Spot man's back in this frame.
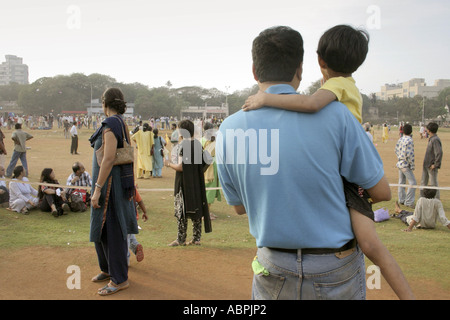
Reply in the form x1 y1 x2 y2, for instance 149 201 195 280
12 129 32 152
217 84 384 249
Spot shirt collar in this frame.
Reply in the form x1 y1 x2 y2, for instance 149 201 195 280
265 84 298 95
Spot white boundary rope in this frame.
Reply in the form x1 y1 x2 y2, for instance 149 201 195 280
0 177 448 193
389 184 450 191
0 178 90 190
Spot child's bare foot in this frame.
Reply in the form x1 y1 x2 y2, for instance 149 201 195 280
394 201 402 214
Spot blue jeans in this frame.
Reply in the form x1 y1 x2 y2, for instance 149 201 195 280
420 167 440 199
252 246 366 300
398 168 416 206
6 151 28 177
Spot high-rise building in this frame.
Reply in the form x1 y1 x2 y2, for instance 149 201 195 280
0 55 29 85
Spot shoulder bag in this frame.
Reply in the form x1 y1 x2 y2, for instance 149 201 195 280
96 116 134 167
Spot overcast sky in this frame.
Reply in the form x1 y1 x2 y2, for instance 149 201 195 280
1 0 449 96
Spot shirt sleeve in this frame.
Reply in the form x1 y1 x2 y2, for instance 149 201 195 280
433 139 443 168
9 183 29 203
340 112 385 189
320 78 343 101
215 131 243 206
437 201 450 226
66 174 74 186
85 172 92 187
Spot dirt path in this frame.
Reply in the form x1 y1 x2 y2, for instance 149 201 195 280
0 246 448 300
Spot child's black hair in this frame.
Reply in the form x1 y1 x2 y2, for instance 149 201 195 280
317 25 369 74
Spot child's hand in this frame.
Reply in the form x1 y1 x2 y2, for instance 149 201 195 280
242 91 266 111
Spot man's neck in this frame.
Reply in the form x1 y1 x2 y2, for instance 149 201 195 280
258 81 296 92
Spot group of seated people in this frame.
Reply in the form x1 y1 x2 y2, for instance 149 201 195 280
0 162 91 217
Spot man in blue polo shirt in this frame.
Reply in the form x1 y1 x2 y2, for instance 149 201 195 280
216 26 391 300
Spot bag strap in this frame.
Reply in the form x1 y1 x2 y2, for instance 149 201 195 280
99 115 131 148
113 115 131 146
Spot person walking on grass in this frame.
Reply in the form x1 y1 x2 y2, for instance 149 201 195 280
131 123 153 179
5 123 33 178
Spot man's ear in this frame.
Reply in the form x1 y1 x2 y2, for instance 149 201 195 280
252 64 259 81
295 62 303 82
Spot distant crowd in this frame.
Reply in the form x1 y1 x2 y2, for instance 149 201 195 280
0 112 224 133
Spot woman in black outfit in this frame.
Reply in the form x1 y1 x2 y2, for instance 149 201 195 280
38 168 68 217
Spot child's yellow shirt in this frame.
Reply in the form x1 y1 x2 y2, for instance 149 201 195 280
319 76 362 123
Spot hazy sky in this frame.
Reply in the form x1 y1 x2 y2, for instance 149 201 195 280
1 0 449 95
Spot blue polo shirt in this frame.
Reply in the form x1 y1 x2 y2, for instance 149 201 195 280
216 84 384 249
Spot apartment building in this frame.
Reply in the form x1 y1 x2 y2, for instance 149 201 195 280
0 55 29 85
376 78 450 101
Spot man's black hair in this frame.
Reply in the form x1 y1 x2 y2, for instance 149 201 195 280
423 188 437 199
427 122 439 134
252 26 304 83
403 124 412 135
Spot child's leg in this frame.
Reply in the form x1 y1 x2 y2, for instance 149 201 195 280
128 234 139 254
344 178 415 299
350 209 415 300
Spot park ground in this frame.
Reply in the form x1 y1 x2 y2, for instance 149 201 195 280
0 124 449 300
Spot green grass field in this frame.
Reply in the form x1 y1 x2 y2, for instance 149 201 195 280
0 124 449 294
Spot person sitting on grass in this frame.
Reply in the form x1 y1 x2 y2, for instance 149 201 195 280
0 165 10 207
38 168 69 217
8 165 38 215
393 188 450 232
65 161 92 210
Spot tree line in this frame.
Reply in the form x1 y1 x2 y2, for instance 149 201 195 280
0 73 448 123
0 73 258 118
